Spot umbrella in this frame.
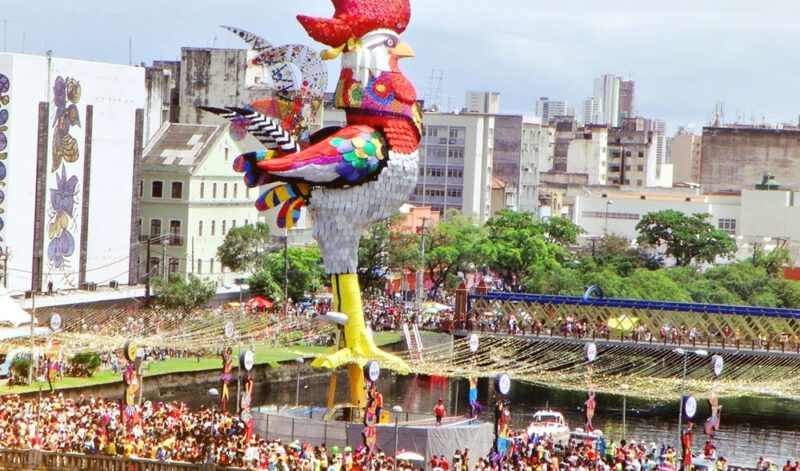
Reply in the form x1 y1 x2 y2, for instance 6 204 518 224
246 296 274 309
422 302 451 312
396 451 425 461
608 315 638 332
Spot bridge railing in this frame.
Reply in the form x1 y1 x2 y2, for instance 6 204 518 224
467 292 800 353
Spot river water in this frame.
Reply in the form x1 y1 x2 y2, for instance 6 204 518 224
166 368 800 467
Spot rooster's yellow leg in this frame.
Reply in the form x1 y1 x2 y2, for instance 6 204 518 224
312 273 409 407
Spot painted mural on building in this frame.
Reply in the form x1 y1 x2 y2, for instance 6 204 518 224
47 75 82 287
0 73 8 250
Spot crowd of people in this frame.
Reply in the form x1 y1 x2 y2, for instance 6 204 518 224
0 393 424 470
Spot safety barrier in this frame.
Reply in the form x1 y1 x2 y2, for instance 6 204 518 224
0 449 245 471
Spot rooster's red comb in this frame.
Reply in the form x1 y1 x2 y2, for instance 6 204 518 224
297 0 411 48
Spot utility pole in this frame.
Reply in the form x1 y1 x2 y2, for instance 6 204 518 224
415 217 428 312
162 239 168 282
283 230 289 317
145 238 151 306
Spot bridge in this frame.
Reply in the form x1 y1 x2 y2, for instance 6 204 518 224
403 291 800 402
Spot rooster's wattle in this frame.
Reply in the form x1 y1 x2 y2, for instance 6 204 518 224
203 0 421 405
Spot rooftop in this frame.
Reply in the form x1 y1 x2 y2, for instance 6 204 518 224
142 123 224 170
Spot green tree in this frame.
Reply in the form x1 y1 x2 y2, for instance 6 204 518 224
635 210 736 266
424 211 490 294
357 214 418 294
484 211 574 291
618 269 693 302
523 264 584 295
152 274 216 311
268 246 326 301
754 246 793 278
216 222 272 273
246 269 282 300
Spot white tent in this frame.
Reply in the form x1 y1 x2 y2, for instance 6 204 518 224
0 289 32 327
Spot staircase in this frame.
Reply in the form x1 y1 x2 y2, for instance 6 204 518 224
403 323 424 360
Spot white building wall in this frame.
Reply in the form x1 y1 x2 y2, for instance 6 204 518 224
0 53 144 293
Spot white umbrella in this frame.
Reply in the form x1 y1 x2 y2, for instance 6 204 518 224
396 451 425 462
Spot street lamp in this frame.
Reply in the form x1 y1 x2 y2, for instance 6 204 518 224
208 388 220 437
295 357 304 407
392 405 404 460
620 383 629 440
675 348 707 467
604 201 613 235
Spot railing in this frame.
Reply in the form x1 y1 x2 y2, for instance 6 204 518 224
468 292 800 354
0 449 245 471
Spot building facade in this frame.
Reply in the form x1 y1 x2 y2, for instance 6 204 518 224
0 52 145 294
618 79 635 121
464 91 500 114
535 97 571 124
138 123 263 286
700 126 800 194
669 132 702 184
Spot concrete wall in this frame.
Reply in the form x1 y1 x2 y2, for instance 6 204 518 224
701 127 800 194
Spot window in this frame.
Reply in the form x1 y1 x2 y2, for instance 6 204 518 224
582 211 640 220
449 128 458 139
233 184 238 199
426 167 444 177
171 182 183 199
718 218 736 235
447 188 462 198
244 219 249 226
222 220 227 235
419 167 425 176
224 146 229 161
197 259 202 274
210 259 215 273
211 221 216 236
638 151 645 158
168 257 180 276
169 220 181 244
223 183 228 199
625 151 632 157
151 181 163 198
447 169 464 178
213 183 217 198
200 182 205 198
198 221 203 237
448 148 464 159
232 220 237 228
624 165 631 171
429 127 439 137
246 188 250 199
138 181 143 197
637 164 644 172
636 179 643 186
149 257 160 276
149 219 161 238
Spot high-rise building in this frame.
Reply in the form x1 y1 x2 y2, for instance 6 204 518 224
535 97 571 124
582 97 602 125
619 80 635 121
669 132 702 184
593 74 620 127
464 91 500 114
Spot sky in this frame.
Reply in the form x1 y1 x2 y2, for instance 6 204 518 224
2 0 799 133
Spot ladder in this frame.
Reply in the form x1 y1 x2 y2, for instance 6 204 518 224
403 323 424 360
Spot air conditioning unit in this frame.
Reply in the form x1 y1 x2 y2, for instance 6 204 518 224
109 281 119 289
88 283 97 292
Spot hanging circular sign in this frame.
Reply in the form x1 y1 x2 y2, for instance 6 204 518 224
124 340 138 362
585 342 597 363
240 350 255 371
684 395 697 419
49 313 62 332
468 334 479 353
495 373 511 396
364 360 381 383
711 355 724 377
224 321 235 339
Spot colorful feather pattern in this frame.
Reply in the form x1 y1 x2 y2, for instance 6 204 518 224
255 125 387 185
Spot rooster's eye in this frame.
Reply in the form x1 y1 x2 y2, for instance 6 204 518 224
384 38 396 48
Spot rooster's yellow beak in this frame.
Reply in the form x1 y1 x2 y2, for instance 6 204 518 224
390 41 415 58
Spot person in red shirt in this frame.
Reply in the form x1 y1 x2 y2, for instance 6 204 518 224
434 399 446 426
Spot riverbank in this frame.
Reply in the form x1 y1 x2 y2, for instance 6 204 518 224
0 331 417 397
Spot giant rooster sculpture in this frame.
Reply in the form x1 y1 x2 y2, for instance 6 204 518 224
202 0 421 406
